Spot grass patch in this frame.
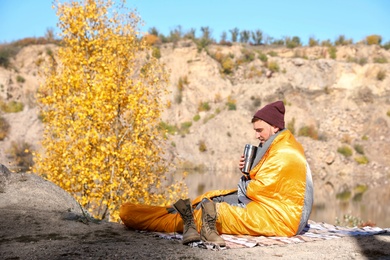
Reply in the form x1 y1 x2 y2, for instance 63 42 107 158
354 155 369 165
337 145 353 157
159 121 178 135
193 114 200 122
226 96 236 111
336 190 351 201
16 75 26 83
266 60 280 72
298 125 318 139
353 144 364 154
198 140 207 152
198 101 211 112
0 99 24 113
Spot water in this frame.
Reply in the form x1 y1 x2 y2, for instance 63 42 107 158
181 170 390 228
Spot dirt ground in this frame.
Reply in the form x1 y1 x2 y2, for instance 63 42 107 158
1 168 390 260
1 208 390 260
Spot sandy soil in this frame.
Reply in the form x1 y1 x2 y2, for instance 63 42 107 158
1 168 390 260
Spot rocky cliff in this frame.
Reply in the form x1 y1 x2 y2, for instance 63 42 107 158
1 41 389 205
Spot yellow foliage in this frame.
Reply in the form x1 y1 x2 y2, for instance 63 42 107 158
143 34 160 46
33 0 187 222
365 34 382 45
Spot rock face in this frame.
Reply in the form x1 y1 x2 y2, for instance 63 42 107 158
0 164 81 214
0 41 389 200
0 164 12 193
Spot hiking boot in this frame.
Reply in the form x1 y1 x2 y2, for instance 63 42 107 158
200 199 226 247
173 198 201 245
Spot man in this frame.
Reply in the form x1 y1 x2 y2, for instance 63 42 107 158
120 100 314 247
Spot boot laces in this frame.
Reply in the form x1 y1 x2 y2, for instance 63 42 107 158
204 213 217 232
183 207 196 229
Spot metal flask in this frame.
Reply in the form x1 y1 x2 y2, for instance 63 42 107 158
242 144 257 174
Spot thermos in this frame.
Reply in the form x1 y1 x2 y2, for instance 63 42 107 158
242 144 257 174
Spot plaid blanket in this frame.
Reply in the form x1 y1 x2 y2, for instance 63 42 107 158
147 220 389 250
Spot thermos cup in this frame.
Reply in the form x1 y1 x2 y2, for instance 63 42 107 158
242 144 257 174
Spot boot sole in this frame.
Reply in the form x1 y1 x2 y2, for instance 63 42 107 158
201 235 226 247
182 236 202 245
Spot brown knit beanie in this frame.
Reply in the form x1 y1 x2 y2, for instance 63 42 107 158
253 101 285 129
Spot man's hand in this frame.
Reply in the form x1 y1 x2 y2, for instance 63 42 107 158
239 154 250 180
238 154 245 172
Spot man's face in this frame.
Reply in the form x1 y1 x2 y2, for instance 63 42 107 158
253 120 279 144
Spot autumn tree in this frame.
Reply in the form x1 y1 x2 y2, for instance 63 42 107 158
33 0 187 221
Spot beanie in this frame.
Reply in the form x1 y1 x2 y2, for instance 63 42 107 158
253 101 285 129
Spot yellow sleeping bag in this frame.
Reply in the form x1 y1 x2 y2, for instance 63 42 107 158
120 130 312 237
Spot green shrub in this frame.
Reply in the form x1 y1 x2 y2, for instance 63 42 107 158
267 51 277 57
0 44 21 68
348 57 368 66
151 47 161 59
199 140 207 152
196 38 211 52
337 145 353 157
308 37 319 47
383 41 390 50
365 34 382 45
6 141 34 171
328 46 337 59
257 51 268 62
354 155 369 165
193 114 200 122
377 70 386 81
285 36 301 48
373 57 388 64
387 110 390 117
298 125 318 139
16 75 25 83
179 121 192 135
336 189 351 201
159 121 178 135
358 57 368 66
227 102 236 111
174 92 182 104
221 57 234 74
267 61 280 72
0 100 24 113
0 116 10 141
159 120 194 136
198 101 211 112
334 35 352 46
250 96 261 109
354 184 368 193
177 75 189 91
238 48 255 63
321 39 332 47
226 96 236 111
353 144 364 154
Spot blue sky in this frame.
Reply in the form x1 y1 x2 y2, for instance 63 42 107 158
1 0 389 45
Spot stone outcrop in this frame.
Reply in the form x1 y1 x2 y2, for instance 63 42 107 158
0 41 389 200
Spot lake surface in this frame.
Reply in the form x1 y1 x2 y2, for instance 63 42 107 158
181 170 390 228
